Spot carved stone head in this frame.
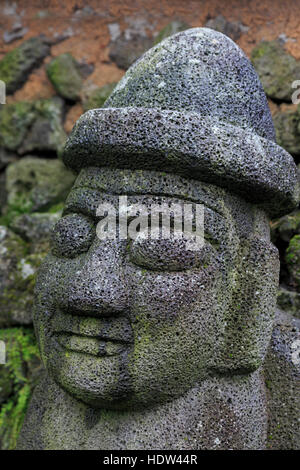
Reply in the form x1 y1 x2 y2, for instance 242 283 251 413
33 28 299 410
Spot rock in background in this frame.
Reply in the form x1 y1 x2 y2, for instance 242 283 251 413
0 0 300 449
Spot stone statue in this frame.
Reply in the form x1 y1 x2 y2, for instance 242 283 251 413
18 28 300 450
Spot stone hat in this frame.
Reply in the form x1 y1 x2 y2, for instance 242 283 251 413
62 28 299 217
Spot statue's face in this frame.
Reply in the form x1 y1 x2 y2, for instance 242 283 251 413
34 168 278 409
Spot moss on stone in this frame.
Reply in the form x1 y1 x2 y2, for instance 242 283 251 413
46 53 82 101
251 40 300 101
0 226 48 327
0 47 23 88
0 97 67 155
0 37 49 94
286 234 300 263
0 101 35 151
5 156 76 215
19 97 67 155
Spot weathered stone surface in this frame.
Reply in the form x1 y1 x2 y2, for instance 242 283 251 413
46 53 83 101
18 28 300 450
251 40 300 102
82 83 117 111
0 36 50 94
20 167 281 449
64 29 298 218
63 108 298 218
0 98 67 155
5 157 76 214
105 29 275 141
264 309 300 449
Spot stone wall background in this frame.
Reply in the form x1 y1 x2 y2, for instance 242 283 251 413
1 0 300 449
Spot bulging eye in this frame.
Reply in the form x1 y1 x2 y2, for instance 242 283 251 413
128 236 211 271
51 213 95 258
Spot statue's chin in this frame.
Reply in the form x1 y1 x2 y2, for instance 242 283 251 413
45 355 198 411
44 349 136 410
50 371 191 411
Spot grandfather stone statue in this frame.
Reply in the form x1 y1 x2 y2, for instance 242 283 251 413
18 28 300 450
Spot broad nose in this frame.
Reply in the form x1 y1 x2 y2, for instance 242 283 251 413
59 238 129 317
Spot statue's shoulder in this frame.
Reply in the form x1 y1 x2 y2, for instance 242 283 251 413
264 308 300 449
17 372 92 450
17 373 75 450
17 371 49 450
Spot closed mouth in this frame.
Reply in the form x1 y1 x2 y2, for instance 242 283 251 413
51 310 133 357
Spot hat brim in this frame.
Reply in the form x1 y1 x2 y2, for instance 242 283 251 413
62 107 299 218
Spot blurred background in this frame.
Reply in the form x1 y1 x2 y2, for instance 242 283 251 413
1 0 300 450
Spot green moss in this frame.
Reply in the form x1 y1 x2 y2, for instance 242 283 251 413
46 202 64 214
0 328 40 450
0 37 49 94
286 234 300 264
0 47 23 86
46 53 82 101
285 235 300 289
5 156 75 215
251 41 272 61
0 96 66 155
0 101 35 151
251 40 300 101
0 232 46 327
0 196 34 228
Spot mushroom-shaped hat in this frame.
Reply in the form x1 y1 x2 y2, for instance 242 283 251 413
62 28 299 217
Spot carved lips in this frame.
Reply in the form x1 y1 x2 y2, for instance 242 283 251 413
51 310 133 357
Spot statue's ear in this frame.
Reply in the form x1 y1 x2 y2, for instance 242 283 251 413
212 236 279 375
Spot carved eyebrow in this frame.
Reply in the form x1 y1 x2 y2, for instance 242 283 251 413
63 188 103 218
64 186 226 218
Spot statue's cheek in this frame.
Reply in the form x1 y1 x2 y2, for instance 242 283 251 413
209 237 279 374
